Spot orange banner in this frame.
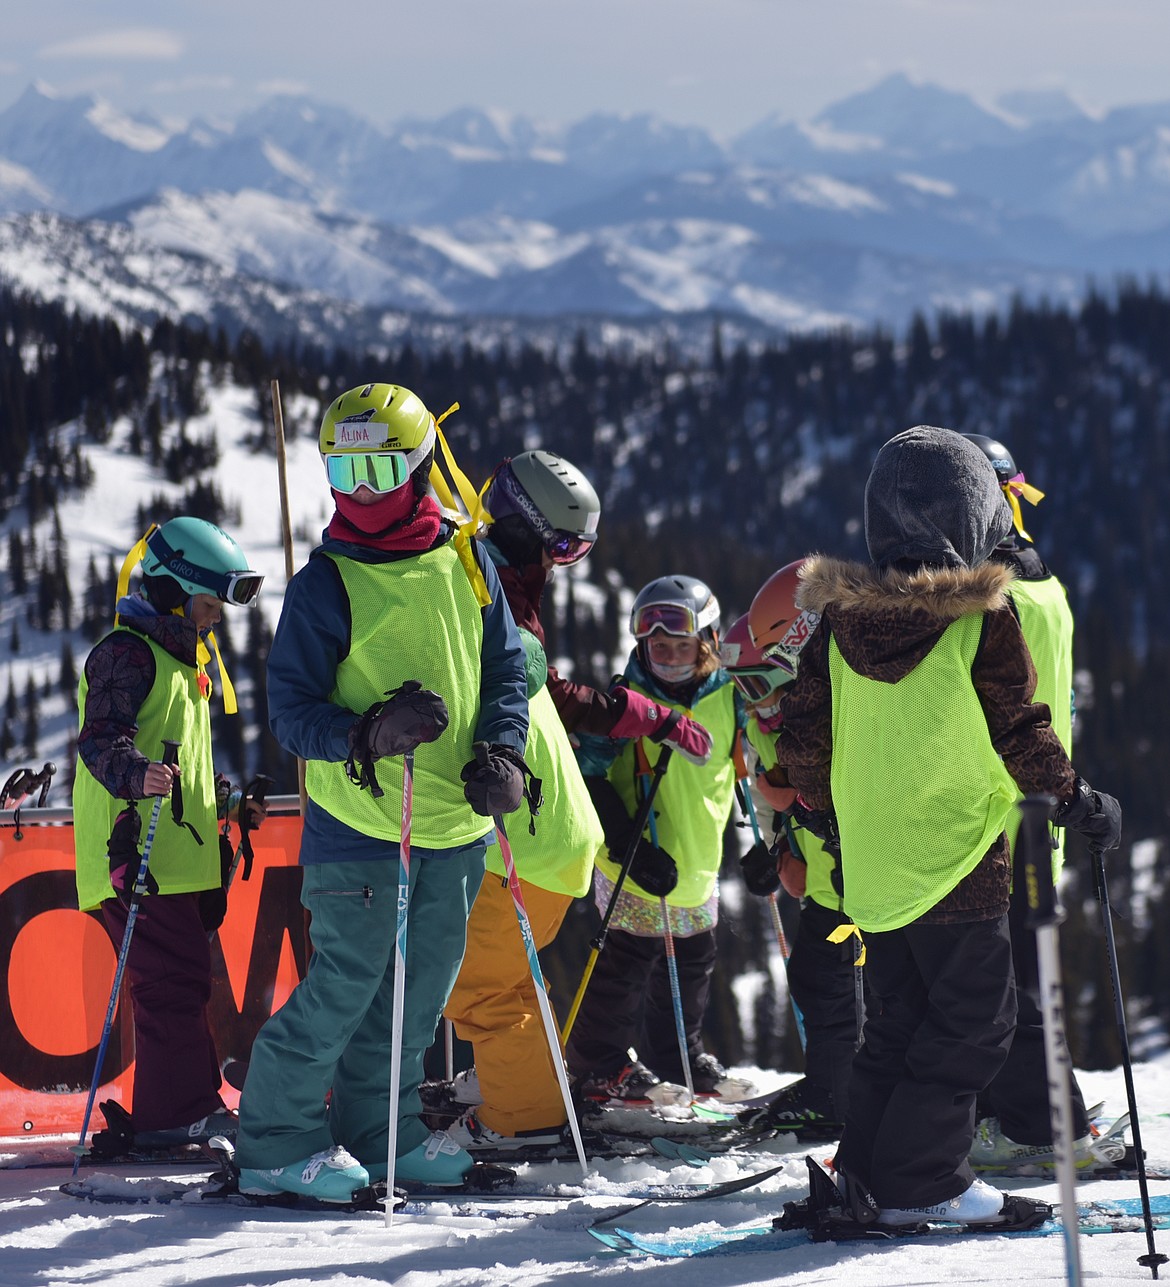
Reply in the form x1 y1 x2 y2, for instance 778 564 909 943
0 813 306 1136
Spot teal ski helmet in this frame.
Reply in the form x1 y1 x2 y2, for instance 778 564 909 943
140 517 263 607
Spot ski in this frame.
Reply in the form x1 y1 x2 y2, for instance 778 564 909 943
590 1191 1170 1258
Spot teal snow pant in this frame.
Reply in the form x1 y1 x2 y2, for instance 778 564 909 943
235 843 485 1171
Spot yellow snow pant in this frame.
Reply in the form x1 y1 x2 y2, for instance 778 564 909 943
444 874 571 1136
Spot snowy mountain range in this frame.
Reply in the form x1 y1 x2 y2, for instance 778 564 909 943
1 74 1169 339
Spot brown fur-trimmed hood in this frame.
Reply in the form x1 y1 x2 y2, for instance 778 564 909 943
795 555 1015 684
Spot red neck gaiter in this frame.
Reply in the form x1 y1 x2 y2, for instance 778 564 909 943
327 487 444 552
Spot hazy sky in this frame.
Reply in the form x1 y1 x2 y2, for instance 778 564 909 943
4 0 1169 134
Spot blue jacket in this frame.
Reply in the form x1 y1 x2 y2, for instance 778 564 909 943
268 523 528 863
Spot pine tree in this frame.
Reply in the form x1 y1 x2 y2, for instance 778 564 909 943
22 673 39 757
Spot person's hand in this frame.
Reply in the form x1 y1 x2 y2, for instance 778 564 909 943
240 796 268 828
1055 778 1123 851
107 806 158 907
628 839 679 897
740 839 781 897
609 688 713 765
352 686 449 760
777 843 807 898
142 761 178 797
461 745 525 816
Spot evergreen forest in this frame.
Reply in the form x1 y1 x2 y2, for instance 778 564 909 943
2 280 1169 1077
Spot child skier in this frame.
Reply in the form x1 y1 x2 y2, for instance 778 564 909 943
444 450 714 1152
722 570 866 1141
73 516 265 1150
234 382 529 1202
566 575 745 1102
961 433 1098 1170
775 426 1121 1227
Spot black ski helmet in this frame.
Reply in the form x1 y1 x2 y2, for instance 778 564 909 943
960 433 1017 486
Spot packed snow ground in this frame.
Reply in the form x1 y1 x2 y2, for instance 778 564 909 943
3 1059 1170 1287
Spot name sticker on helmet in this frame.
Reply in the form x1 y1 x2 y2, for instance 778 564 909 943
335 421 378 447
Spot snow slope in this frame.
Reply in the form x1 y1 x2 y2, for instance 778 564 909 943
2 1059 1169 1287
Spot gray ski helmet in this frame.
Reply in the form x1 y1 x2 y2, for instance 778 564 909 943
631 575 721 646
486 450 601 565
960 433 1017 486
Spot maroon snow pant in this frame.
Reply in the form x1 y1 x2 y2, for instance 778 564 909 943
834 914 1016 1209
101 892 224 1132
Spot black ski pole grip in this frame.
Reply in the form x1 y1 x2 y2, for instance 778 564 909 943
474 741 490 769
161 740 180 768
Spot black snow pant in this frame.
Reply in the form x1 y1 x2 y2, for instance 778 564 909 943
980 871 1091 1142
566 926 717 1082
834 914 1016 1209
786 897 869 1116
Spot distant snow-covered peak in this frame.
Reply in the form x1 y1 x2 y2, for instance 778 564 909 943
84 99 171 152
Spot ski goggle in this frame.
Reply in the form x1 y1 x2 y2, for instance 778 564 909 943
632 602 701 639
545 530 595 566
325 451 413 495
144 530 264 606
728 662 794 704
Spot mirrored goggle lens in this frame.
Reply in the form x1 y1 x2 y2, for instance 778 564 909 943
223 571 264 606
326 452 411 494
729 666 790 703
546 531 596 566
632 602 699 639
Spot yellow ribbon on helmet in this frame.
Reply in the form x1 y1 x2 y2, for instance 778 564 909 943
427 402 492 607
114 526 156 626
827 920 866 967
115 522 239 714
1003 473 1046 543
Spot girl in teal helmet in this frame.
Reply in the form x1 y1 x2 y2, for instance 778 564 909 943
73 515 264 1154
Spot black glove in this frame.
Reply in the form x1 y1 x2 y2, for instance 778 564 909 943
628 838 679 897
461 745 526 816
352 685 450 760
790 796 841 854
107 806 158 907
740 839 781 897
199 833 233 933
1054 777 1123 851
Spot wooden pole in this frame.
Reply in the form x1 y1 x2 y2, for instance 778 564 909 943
270 380 307 817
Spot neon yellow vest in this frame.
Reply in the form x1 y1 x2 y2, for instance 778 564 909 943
485 685 603 898
829 614 1017 932
306 544 488 849
746 717 840 911
1008 575 1074 867
597 679 737 908
74 631 218 911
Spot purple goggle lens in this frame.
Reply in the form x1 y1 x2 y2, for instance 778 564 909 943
546 530 596 566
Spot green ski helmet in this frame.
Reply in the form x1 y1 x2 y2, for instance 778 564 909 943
484 450 601 567
140 517 262 607
319 382 437 495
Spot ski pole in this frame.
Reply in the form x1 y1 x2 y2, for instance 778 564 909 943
384 746 414 1228
738 779 807 1049
1090 837 1167 1278
2 761 56 841
561 746 674 1043
73 739 180 1174
444 1018 455 1082
646 783 694 1100
476 743 589 1175
1019 794 1082 1287
224 775 273 891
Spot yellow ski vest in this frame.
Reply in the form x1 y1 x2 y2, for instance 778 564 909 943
306 544 489 849
829 613 1017 932
485 684 603 898
74 631 218 911
597 679 737 908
